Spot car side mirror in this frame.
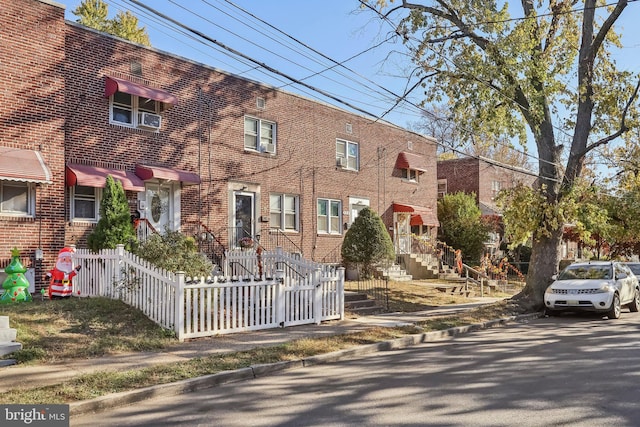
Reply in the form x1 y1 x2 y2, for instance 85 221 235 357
551 274 557 280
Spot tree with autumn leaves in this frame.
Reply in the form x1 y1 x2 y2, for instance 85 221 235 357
72 0 151 46
367 1 639 310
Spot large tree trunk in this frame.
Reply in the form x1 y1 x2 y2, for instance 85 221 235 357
514 227 563 310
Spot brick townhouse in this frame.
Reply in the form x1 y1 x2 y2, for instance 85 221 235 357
1 0 439 291
434 156 584 263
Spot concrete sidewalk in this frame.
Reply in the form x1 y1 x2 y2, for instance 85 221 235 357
1 297 539 416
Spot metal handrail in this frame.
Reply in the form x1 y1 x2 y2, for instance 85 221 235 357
275 260 307 280
228 261 254 277
258 227 304 256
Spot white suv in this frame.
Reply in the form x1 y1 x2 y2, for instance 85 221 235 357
544 261 640 319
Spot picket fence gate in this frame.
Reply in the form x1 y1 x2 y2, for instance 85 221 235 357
72 245 345 341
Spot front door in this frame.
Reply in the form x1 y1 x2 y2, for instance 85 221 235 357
394 212 411 255
233 191 255 247
146 183 172 233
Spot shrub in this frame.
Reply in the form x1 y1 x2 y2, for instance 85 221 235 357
341 207 395 277
136 229 213 278
87 175 137 252
437 192 490 264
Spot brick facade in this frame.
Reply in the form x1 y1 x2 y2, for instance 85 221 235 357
0 0 67 286
2 0 439 290
437 157 535 208
437 157 536 254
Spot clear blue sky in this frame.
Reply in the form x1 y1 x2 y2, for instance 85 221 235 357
55 0 640 156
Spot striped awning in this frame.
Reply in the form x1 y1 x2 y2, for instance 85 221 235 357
393 202 439 227
395 152 428 173
104 76 178 107
66 164 145 192
135 164 200 186
0 147 52 184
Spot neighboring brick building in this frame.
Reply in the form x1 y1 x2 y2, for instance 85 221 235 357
437 157 535 255
1 0 439 290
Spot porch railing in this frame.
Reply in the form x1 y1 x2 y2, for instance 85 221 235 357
258 228 303 257
134 218 158 243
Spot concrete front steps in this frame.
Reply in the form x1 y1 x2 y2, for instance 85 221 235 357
344 291 384 315
402 253 440 280
0 316 21 364
376 264 412 282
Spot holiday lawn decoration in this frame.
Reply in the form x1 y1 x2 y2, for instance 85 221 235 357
0 248 33 304
45 247 82 299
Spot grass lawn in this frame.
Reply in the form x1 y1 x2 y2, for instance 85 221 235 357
0 279 528 404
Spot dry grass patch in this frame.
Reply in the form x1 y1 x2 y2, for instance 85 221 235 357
2 297 174 364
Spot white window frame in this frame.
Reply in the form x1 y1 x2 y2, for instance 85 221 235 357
492 180 502 198
270 193 299 232
244 116 277 154
71 185 101 223
437 179 447 199
0 181 35 217
109 92 160 130
317 198 342 235
402 169 418 182
336 139 359 171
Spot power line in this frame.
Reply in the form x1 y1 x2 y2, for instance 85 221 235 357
119 0 569 182
126 0 384 119
357 0 634 172
201 0 551 177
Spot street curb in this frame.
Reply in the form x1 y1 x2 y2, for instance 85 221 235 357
70 312 541 416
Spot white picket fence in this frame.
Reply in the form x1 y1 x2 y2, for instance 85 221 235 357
72 245 344 341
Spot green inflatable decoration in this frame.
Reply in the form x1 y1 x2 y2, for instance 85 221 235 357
1 248 33 304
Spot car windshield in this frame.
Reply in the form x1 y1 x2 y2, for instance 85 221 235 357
558 265 612 280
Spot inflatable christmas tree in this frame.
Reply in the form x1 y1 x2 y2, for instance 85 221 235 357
0 248 32 304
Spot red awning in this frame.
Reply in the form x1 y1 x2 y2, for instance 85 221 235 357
66 164 145 192
104 76 178 106
393 202 439 227
0 147 52 184
395 152 428 173
135 164 200 186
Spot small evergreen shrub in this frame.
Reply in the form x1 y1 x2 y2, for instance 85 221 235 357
87 175 137 252
341 207 395 278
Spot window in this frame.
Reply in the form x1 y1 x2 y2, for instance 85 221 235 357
317 198 342 235
110 92 160 130
71 186 100 222
244 116 276 154
437 180 447 199
492 180 502 198
336 139 359 171
270 193 299 231
402 169 418 182
0 181 35 217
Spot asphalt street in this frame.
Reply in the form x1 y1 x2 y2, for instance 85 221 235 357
71 311 640 426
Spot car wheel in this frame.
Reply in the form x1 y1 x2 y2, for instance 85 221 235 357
544 308 556 317
607 293 622 319
629 289 640 313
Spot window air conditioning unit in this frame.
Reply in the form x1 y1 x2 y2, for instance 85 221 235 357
337 157 347 168
260 142 275 154
139 112 162 130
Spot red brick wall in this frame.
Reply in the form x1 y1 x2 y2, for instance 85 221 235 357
438 157 535 205
0 0 67 288
437 158 480 202
62 23 438 262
